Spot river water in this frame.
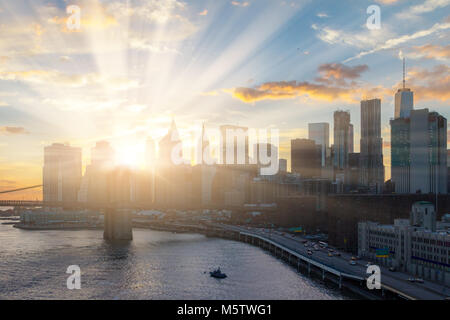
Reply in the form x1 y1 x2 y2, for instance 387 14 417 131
0 224 348 300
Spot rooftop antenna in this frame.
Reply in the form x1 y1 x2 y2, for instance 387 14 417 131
402 57 406 89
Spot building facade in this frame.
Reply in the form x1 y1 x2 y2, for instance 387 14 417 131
43 143 82 203
360 99 384 193
358 202 450 285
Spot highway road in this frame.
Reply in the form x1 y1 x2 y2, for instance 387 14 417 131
219 224 449 300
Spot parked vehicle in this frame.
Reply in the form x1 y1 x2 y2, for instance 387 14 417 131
349 260 357 266
389 267 396 272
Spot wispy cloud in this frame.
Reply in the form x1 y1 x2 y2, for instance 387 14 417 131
344 20 450 62
397 0 450 19
231 1 250 7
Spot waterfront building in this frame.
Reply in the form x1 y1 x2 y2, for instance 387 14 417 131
43 143 82 203
360 99 384 193
358 201 450 285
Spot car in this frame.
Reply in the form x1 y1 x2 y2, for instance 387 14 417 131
302 240 308 244
408 278 416 282
334 252 341 257
349 260 357 266
351 256 357 261
328 253 333 257
389 267 396 272
328 249 334 253
307 250 313 255
415 278 424 283
304 244 309 247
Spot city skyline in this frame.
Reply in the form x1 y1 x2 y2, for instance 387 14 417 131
0 0 449 200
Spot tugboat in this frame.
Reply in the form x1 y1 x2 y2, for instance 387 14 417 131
210 267 227 279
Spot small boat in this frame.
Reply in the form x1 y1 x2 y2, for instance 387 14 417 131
210 267 227 279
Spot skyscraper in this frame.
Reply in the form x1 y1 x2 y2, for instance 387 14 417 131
394 59 414 119
348 124 354 154
333 110 352 171
291 138 321 178
308 123 329 167
410 109 447 194
43 143 82 202
390 117 410 193
360 99 384 193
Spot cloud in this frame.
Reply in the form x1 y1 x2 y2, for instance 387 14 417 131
317 13 329 18
0 101 9 107
199 9 208 16
227 61 448 104
397 0 450 19
230 81 387 104
344 20 450 62
316 63 369 85
0 126 28 135
231 1 250 7
409 44 450 60
406 64 450 102
375 0 401 4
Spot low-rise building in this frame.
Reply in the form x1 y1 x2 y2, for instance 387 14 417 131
358 201 450 285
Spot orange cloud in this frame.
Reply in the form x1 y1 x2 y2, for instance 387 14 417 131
316 63 369 85
0 126 28 135
406 64 450 102
229 63 448 104
199 9 208 16
411 44 450 60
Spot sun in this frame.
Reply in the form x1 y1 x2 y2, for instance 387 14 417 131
115 144 144 168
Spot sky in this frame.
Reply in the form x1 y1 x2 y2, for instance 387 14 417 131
0 0 449 200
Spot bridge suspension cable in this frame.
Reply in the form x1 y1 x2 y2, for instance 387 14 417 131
0 185 42 194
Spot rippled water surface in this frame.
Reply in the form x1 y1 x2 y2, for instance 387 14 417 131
0 224 348 300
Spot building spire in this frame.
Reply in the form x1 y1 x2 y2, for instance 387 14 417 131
403 57 406 89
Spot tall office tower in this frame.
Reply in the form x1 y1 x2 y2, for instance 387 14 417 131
410 109 447 194
447 150 450 194
390 117 411 193
158 119 182 165
43 143 82 202
145 138 156 168
291 138 321 178
220 125 249 165
155 120 189 208
395 58 414 119
91 141 115 170
333 110 352 171
360 99 384 193
86 141 115 204
348 152 360 191
348 124 354 154
308 123 329 167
